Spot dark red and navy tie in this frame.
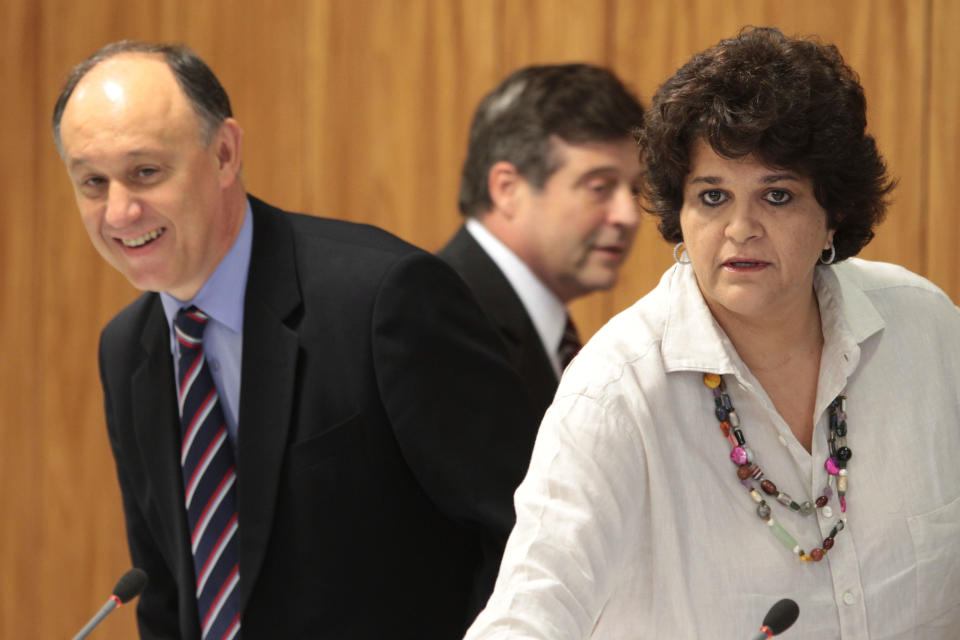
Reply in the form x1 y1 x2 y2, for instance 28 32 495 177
558 314 582 371
175 306 242 640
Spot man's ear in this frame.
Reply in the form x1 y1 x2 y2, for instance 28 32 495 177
214 117 244 188
487 161 524 219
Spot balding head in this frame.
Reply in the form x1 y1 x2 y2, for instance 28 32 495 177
52 40 232 155
60 53 204 164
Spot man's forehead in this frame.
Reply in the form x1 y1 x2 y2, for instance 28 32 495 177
64 54 185 126
60 54 201 155
548 136 640 175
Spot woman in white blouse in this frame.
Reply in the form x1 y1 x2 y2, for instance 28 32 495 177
466 27 960 639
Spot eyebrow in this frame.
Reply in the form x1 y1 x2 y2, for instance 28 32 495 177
573 165 638 187
68 149 160 170
688 172 801 186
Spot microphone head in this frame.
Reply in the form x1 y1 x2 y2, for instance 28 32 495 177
112 568 148 604
762 598 799 635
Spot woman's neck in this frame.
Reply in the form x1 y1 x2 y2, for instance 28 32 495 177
709 289 824 450
711 289 824 374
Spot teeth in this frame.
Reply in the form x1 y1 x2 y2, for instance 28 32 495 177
121 228 165 247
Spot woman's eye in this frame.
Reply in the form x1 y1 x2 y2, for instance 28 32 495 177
701 190 728 206
764 189 792 205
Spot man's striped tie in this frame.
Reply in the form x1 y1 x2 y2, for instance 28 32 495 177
175 306 242 640
558 314 582 371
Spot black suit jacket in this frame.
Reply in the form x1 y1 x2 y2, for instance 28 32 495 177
438 225 559 419
99 197 538 639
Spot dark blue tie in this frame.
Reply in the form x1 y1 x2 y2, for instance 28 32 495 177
175 306 242 639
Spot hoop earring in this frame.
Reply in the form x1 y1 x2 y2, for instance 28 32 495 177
819 241 836 266
673 242 691 265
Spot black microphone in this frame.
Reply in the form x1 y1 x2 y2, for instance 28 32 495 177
749 598 799 639
72 568 148 640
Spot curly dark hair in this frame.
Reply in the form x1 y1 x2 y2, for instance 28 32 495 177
637 26 895 261
459 63 644 216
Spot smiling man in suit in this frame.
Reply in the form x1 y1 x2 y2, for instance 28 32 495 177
439 64 645 419
53 41 536 639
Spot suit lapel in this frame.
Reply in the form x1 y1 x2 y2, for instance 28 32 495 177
131 298 192 562
440 226 558 382
235 197 302 609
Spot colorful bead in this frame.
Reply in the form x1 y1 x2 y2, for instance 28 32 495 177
837 446 852 462
719 421 731 436
800 501 813 515
730 447 748 465
810 548 824 561
748 489 763 504
703 373 722 388
760 479 777 495
733 429 746 446
776 492 793 507
715 407 729 422
737 465 753 480
822 536 835 550
825 457 840 475
757 502 771 518
727 410 740 427
816 495 829 508
768 520 799 553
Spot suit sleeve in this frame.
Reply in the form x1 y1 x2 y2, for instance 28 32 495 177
370 251 540 610
99 334 182 640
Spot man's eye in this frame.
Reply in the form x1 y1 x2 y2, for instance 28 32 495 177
588 181 614 196
764 189 792 205
83 176 106 188
701 189 727 206
137 167 159 179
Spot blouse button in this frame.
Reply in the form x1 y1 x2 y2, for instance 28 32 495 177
842 591 856 605
778 435 788 447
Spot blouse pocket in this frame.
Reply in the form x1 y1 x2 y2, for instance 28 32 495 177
906 492 960 629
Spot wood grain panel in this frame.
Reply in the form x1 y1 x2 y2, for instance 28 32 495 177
927 0 960 301
0 3 41 639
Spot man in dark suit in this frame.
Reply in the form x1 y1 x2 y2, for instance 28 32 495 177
439 64 645 418
54 41 536 639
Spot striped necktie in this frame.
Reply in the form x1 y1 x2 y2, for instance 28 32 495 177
558 314 582 371
175 306 242 640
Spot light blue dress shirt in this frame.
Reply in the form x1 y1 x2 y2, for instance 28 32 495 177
160 200 253 446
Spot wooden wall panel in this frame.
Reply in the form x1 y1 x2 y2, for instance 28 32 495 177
1 2 955 638
0 3 41 640
928 0 960 298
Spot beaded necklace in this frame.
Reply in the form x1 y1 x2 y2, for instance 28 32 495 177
703 373 851 562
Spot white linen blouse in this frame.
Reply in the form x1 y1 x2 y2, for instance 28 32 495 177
466 259 960 639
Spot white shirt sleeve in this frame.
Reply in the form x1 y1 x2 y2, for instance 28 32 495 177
466 389 648 639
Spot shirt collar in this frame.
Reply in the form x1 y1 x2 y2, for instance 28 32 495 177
160 199 253 333
660 262 886 376
465 217 568 356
